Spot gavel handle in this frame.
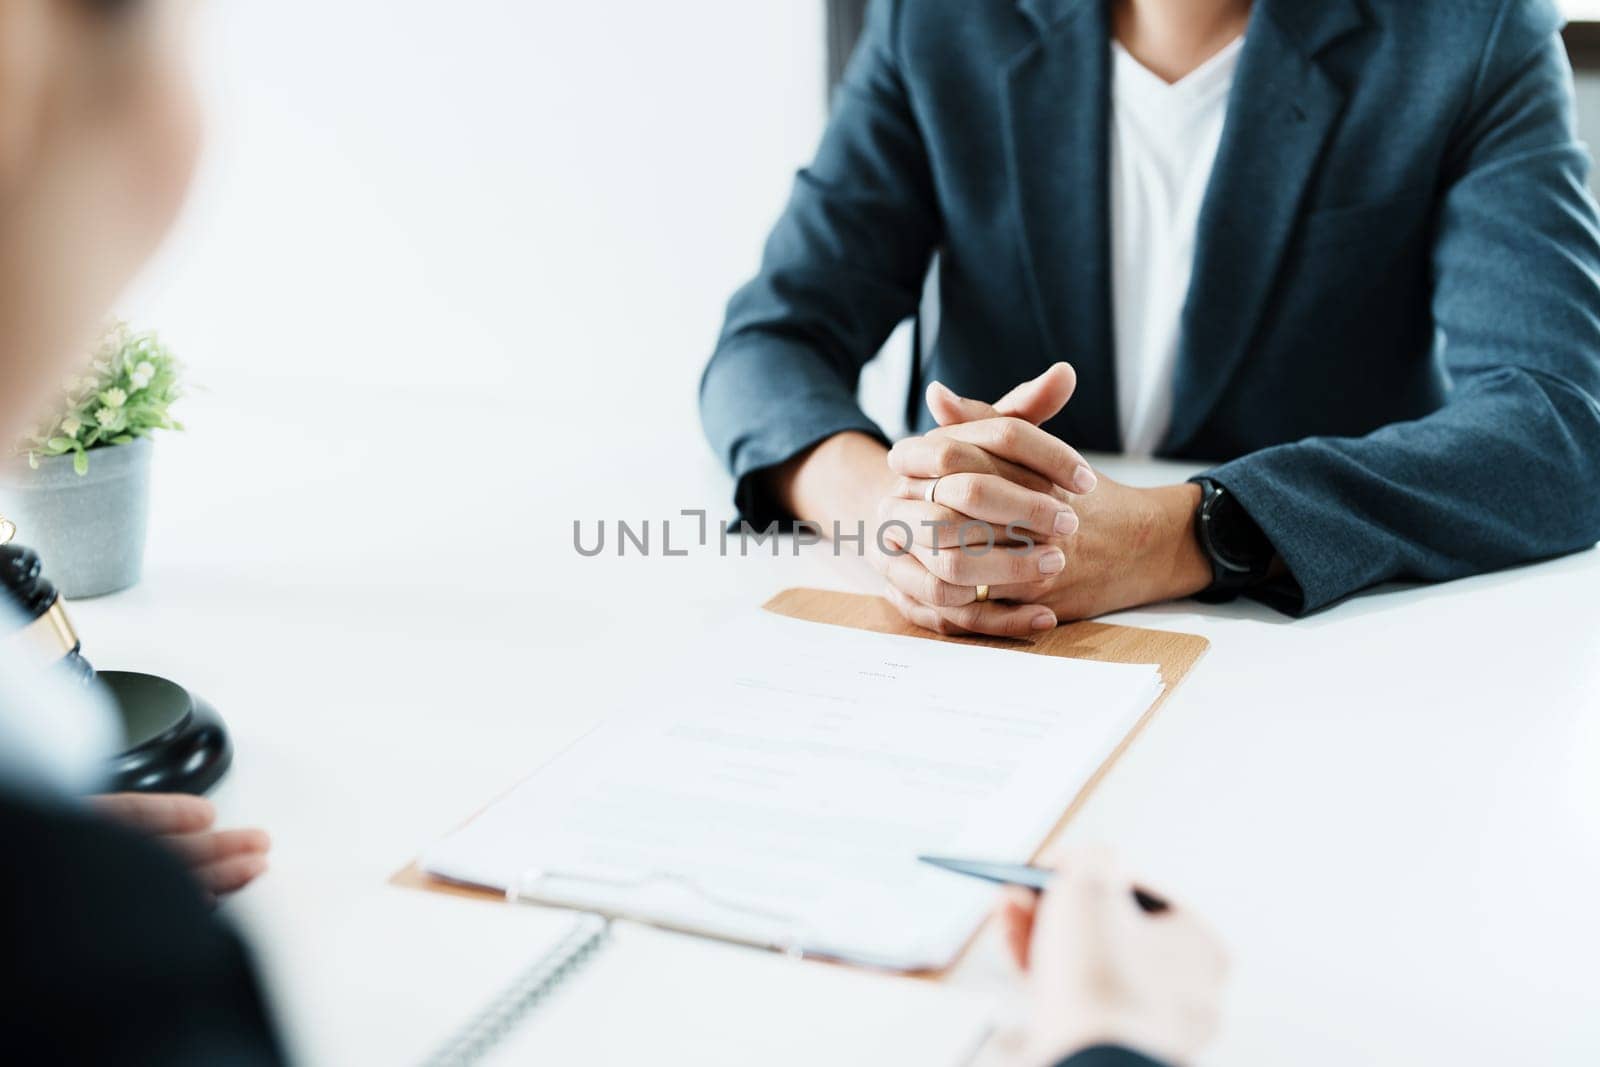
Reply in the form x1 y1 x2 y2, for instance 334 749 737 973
0 545 96 683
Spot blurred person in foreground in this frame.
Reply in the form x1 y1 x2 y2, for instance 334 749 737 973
0 0 280 1060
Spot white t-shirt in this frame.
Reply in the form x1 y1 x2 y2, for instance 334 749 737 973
1109 36 1244 456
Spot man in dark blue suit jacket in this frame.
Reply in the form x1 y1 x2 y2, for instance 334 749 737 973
700 0 1600 628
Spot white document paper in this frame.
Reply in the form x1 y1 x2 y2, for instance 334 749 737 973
423 613 1164 970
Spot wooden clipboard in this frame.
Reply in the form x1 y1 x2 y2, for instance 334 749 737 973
392 588 1209 935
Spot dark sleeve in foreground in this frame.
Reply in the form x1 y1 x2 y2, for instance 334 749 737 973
0 788 286 1066
1054 1044 1173 1067
698 0 938 525
1205 6 1600 614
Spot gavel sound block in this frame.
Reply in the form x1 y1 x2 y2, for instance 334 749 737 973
0 543 232 795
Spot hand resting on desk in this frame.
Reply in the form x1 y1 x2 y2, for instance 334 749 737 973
92 793 270 900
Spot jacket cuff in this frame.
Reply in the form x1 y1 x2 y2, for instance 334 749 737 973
1195 457 1320 616
700 340 890 528
729 409 889 528
1053 1043 1173 1067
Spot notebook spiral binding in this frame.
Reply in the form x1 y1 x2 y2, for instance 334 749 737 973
419 913 611 1067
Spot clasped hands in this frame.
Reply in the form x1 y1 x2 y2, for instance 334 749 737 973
870 363 1211 637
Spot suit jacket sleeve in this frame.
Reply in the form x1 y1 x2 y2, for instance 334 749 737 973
0 789 286 1065
1053 1044 1173 1067
698 0 938 525
1205 2 1600 614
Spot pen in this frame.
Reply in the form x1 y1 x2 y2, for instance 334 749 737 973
918 855 1171 914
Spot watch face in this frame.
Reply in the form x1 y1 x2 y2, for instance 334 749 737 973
1207 490 1274 574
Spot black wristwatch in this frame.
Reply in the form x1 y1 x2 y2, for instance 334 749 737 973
1190 477 1276 602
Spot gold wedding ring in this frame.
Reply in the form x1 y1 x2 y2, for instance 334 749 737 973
974 585 990 603
924 476 943 504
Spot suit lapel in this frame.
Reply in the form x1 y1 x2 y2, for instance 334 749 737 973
1162 0 1365 452
1004 0 1120 450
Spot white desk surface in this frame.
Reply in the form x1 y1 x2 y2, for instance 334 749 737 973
63 377 1600 1066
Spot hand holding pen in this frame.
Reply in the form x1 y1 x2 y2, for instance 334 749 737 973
928 846 1229 1067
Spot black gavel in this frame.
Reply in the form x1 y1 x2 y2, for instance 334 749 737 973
0 543 97 685
0 541 232 795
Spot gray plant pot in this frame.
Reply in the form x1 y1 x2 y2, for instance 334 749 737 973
0 437 152 598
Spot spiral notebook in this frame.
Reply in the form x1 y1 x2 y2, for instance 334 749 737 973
278 890 994 1066
469 915 996 1066
421 911 611 1066
419 607 1176 972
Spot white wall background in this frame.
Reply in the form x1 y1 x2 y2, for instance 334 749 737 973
121 1 830 415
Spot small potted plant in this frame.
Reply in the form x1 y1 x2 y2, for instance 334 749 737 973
0 322 184 598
